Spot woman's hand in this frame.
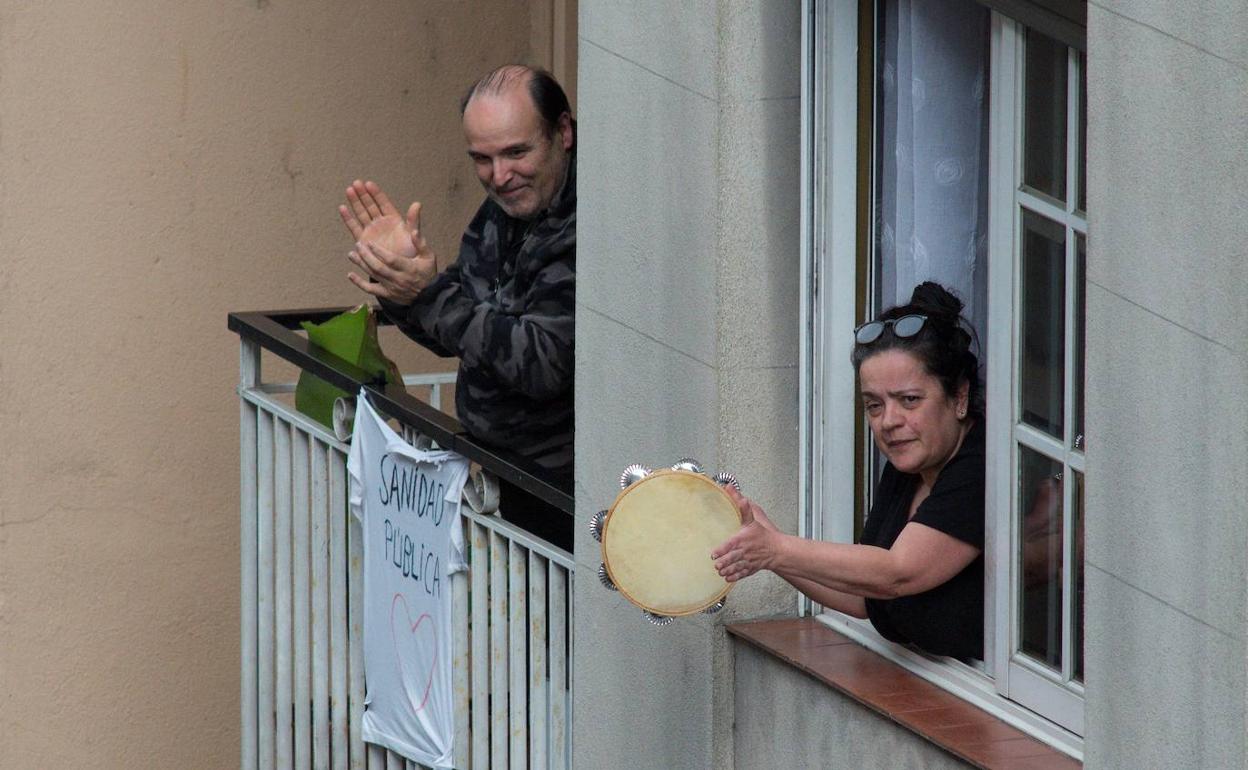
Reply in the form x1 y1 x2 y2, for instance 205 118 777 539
726 486 777 531
711 488 783 582
712 487 870 616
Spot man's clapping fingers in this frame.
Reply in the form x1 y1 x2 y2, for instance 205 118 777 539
338 181 439 304
346 239 433 305
405 202 436 264
339 179 399 240
346 270 385 298
348 241 399 284
338 203 364 241
355 180 397 221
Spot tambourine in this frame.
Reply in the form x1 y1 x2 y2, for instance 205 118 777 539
591 459 742 625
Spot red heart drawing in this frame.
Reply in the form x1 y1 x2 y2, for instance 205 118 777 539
390 592 438 714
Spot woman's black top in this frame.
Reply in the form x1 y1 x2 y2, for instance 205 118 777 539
860 420 985 660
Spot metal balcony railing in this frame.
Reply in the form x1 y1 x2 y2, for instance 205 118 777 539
231 308 573 770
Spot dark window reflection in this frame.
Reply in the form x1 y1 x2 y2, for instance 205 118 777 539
1077 52 1087 212
1019 446 1064 671
1073 470 1085 683
1020 211 1066 437
1023 30 1068 200
1073 234 1086 449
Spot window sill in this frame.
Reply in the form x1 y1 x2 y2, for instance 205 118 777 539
726 618 1081 770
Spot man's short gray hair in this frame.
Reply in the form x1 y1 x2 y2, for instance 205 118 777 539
460 64 572 139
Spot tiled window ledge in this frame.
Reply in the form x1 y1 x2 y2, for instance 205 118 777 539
727 618 1080 770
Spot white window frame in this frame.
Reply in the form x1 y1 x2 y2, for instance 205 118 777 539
799 0 1085 757
989 12 1088 733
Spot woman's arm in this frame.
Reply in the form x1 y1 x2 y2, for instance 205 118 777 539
772 525 979 598
780 574 868 618
711 489 980 601
710 491 866 616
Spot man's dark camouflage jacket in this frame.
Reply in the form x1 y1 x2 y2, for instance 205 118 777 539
380 156 575 485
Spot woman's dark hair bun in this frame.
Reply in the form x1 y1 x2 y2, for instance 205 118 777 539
908 281 964 321
854 281 984 419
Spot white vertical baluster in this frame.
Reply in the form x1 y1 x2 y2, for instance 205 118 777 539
311 440 331 770
489 532 508 768
567 565 575 765
452 541 470 768
368 744 385 768
508 541 528 770
385 749 403 769
430 383 441 412
275 421 294 769
349 496 368 770
293 428 312 769
240 365 259 770
528 553 548 769
549 566 568 770
258 408 276 770
330 448 350 770
470 522 489 770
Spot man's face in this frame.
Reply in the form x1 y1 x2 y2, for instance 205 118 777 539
463 87 573 220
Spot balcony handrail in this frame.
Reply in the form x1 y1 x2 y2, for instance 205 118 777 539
228 307 573 514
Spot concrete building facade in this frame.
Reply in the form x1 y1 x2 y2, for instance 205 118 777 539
575 0 1248 767
574 2 803 767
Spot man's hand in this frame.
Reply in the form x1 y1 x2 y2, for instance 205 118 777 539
347 201 439 305
338 179 400 241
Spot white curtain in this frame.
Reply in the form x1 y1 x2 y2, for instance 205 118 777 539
876 0 990 340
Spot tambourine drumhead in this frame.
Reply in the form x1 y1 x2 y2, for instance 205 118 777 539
602 469 742 616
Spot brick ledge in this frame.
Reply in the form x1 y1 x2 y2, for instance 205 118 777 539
726 618 1080 770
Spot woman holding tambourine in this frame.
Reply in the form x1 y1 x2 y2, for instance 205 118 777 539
712 282 985 660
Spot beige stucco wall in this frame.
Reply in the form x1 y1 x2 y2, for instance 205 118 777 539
0 2 570 766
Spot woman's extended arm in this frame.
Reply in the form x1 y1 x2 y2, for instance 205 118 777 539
778 574 869 618
718 492 867 616
710 488 980 602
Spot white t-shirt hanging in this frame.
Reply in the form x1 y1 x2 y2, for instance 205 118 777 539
347 388 470 768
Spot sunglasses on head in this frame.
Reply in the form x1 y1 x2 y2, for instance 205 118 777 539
853 314 928 345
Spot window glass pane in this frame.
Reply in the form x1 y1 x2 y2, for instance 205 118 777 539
1020 210 1066 436
1022 29 1068 200
1077 52 1087 212
1018 445 1064 671
1073 469 1085 683
1073 233 1086 449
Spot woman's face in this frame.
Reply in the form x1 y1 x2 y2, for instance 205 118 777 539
859 349 969 479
